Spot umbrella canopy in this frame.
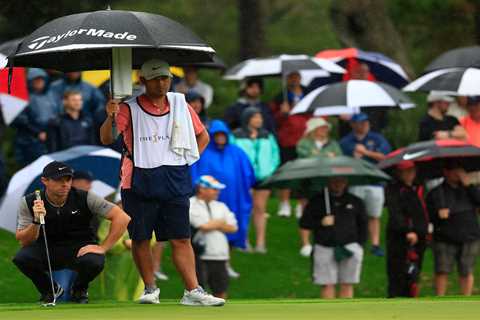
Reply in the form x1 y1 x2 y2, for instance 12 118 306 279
176 54 226 70
0 38 28 125
377 139 480 179
291 80 415 116
8 10 215 71
314 48 410 88
403 68 480 95
262 155 390 190
223 54 345 80
0 146 121 233
424 46 480 73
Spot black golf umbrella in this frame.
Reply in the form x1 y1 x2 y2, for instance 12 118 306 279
424 46 480 73
0 38 23 68
378 139 480 179
176 54 226 70
8 10 215 71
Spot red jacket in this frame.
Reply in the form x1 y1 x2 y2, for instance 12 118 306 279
270 100 311 148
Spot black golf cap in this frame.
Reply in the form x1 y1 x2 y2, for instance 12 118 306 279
42 161 74 180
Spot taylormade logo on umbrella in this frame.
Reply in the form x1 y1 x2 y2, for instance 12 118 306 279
28 29 138 50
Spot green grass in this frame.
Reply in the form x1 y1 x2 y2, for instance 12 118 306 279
1 298 480 320
1 198 479 303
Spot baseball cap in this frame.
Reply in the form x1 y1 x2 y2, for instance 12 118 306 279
305 117 331 134
196 175 226 190
42 161 74 180
396 160 415 170
351 113 369 122
427 91 454 103
140 59 172 80
73 170 94 181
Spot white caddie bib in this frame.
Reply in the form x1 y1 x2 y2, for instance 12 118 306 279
127 97 187 169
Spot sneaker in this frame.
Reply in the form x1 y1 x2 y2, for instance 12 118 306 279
180 287 225 306
371 245 385 257
295 203 304 219
40 283 64 304
299 244 313 257
138 287 160 304
277 201 291 218
154 270 169 281
254 245 267 254
226 264 240 279
71 288 89 304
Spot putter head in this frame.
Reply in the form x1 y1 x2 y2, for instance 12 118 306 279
42 302 56 307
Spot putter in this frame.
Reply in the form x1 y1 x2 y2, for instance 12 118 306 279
36 190 57 307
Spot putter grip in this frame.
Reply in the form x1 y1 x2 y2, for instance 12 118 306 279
34 190 45 225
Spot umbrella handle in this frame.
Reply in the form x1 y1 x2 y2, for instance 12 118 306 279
324 187 331 215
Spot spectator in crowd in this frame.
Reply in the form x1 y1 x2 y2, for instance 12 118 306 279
190 120 255 277
224 78 275 133
270 71 310 219
295 117 342 257
427 161 480 296
459 96 480 147
190 175 238 299
448 96 469 120
12 161 130 304
50 72 106 117
340 113 391 257
12 68 60 166
300 177 368 299
385 161 429 298
47 90 95 152
174 66 214 109
418 91 466 141
186 91 209 127
231 108 280 253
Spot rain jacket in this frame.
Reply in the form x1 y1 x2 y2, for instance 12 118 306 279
230 107 280 182
190 120 255 248
50 75 106 116
224 97 276 133
12 68 60 165
296 137 343 158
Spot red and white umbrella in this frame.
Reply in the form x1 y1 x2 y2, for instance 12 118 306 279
0 38 28 125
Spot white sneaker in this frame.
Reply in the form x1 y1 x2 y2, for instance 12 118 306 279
295 203 304 219
277 201 291 217
138 288 160 304
154 271 169 281
180 287 225 306
226 264 240 279
299 244 313 257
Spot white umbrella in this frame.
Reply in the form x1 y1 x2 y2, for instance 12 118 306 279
0 146 121 233
403 68 480 95
223 54 345 80
291 80 415 116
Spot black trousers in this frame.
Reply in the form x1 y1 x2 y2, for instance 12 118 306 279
386 237 426 298
12 242 105 295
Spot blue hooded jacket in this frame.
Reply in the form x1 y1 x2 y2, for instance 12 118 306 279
12 68 60 143
190 120 256 248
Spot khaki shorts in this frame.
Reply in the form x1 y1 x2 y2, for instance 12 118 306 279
433 240 480 277
313 243 364 285
349 185 384 218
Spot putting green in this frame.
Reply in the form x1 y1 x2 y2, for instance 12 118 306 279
1 298 479 320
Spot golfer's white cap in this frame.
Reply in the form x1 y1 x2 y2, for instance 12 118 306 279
140 59 172 80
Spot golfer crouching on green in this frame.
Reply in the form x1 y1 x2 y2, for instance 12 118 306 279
12 161 131 304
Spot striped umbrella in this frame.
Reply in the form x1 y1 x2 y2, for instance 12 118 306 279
403 68 480 95
223 54 345 80
291 80 415 116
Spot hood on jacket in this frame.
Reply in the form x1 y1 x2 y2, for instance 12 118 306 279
209 120 231 146
27 68 49 93
240 106 261 129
